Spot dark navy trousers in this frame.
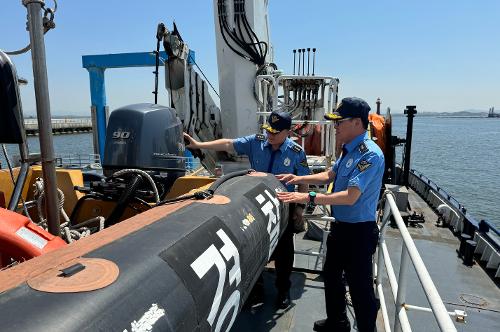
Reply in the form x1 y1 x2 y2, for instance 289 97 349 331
323 221 379 332
272 203 295 295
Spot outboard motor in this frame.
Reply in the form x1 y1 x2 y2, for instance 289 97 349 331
103 103 185 176
80 104 186 227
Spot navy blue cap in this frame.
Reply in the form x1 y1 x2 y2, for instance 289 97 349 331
261 111 292 133
325 97 370 123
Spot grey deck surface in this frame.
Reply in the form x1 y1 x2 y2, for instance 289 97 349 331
233 225 354 331
233 188 500 331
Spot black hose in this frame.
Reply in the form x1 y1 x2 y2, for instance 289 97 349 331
105 174 143 228
218 8 252 62
215 0 266 65
208 169 252 194
218 0 257 63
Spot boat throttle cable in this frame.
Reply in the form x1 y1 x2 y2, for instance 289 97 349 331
155 169 252 207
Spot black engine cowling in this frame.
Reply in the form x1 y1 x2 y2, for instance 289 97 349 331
101 103 186 200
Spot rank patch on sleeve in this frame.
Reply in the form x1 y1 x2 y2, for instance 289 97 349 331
256 133 266 141
357 160 372 172
358 143 368 154
300 159 308 167
291 144 302 153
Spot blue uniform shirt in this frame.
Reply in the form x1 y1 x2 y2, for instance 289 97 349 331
233 134 311 192
331 132 385 222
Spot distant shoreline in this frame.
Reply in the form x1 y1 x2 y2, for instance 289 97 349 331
392 113 492 118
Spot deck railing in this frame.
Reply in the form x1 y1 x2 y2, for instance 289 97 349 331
55 154 101 168
374 191 462 332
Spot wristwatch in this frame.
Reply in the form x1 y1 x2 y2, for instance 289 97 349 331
308 191 317 205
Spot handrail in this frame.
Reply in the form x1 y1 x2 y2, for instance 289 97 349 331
374 191 460 332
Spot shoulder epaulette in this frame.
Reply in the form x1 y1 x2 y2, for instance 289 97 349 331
255 133 266 141
291 143 302 153
358 142 368 154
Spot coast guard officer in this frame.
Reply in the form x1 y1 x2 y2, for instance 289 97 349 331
184 110 311 309
276 97 384 332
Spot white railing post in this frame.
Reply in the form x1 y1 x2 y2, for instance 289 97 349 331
375 195 395 332
394 244 412 332
385 193 457 332
375 191 458 332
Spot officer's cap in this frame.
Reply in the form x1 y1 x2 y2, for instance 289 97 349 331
324 97 370 125
261 111 292 133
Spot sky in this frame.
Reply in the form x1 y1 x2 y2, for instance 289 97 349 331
1 0 499 116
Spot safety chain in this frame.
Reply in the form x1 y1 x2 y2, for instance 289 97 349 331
5 0 57 55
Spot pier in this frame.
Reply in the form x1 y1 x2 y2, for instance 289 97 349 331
24 118 93 135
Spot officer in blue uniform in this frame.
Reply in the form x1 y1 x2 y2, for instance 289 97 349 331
184 110 311 309
276 97 385 332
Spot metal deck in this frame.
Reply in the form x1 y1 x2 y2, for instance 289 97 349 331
233 188 500 331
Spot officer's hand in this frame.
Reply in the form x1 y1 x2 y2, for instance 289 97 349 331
183 132 199 149
275 174 299 185
276 191 308 204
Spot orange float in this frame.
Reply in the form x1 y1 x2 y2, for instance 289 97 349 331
0 208 66 267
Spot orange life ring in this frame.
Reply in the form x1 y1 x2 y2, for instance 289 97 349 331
0 208 66 267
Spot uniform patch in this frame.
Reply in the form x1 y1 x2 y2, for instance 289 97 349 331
358 143 368 154
300 159 308 167
346 158 353 168
357 160 372 172
291 144 302 153
283 157 291 167
256 133 266 141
